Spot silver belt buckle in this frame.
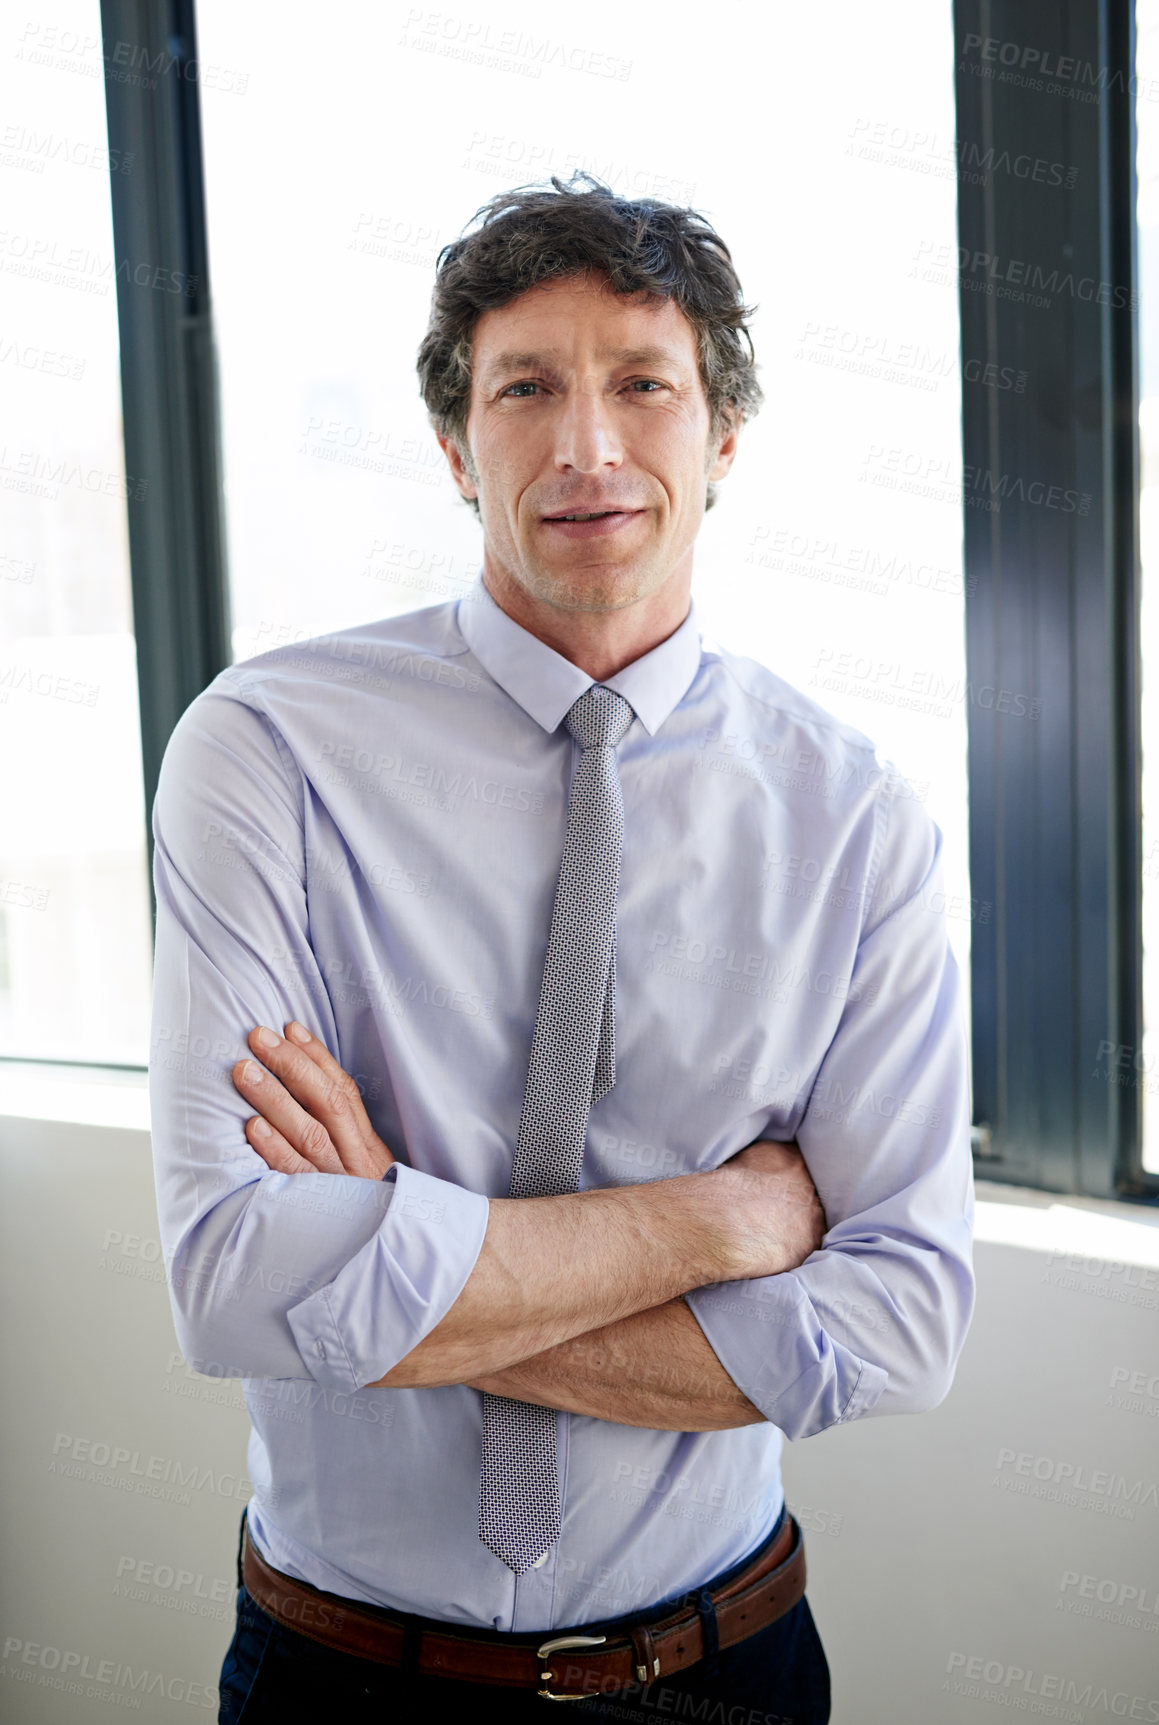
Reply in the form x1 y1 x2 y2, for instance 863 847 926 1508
537 1633 608 1701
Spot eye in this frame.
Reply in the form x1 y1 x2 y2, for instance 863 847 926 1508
501 381 540 398
627 379 666 394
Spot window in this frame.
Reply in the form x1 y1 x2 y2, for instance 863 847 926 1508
31 0 1148 1199
0 1 153 1066
194 0 972 993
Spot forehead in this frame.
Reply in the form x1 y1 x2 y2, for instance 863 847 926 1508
471 274 700 380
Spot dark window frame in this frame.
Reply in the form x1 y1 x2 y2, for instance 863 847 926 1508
100 0 232 906
954 0 1153 1199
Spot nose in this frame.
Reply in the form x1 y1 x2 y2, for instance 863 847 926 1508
553 380 623 475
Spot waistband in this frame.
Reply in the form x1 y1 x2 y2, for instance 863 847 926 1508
240 1508 806 1701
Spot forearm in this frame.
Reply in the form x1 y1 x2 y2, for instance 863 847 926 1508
368 1172 734 1390
225 1032 825 1401
468 1297 765 1431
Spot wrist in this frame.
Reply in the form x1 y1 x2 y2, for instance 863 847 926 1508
616 1168 740 1291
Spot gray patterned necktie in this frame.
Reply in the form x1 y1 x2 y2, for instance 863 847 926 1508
478 684 635 1574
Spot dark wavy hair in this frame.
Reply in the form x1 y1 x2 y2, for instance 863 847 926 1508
416 173 762 513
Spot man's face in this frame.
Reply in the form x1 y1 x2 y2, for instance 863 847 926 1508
439 272 738 616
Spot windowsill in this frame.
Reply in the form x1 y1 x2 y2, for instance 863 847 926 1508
974 1178 1159 1268
0 1062 150 1133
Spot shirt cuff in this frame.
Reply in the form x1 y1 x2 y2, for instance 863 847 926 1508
685 1278 889 1438
285 1164 490 1392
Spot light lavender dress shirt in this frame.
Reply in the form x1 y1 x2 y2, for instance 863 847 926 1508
148 574 975 1633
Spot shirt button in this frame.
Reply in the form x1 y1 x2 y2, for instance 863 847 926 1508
315 1340 326 1360
531 1552 549 1569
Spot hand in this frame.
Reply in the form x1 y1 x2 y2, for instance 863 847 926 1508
232 1022 395 1180
710 1138 827 1281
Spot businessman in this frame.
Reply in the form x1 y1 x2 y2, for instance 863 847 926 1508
149 174 975 1722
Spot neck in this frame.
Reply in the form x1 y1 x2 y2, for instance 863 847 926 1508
481 557 693 682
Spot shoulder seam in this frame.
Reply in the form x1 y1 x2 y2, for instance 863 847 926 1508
861 777 895 938
711 649 879 760
227 604 474 679
207 670 305 828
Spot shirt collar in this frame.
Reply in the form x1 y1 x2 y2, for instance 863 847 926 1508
455 574 703 738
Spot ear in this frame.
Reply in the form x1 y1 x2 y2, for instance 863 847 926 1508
707 408 741 483
435 429 478 502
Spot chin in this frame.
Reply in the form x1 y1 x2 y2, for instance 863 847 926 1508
522 562 664 615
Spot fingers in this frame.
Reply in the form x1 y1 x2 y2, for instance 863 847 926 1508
232 1053 345 1175
232 1023 394 1180
281 1022 394 1176
245 1024 371 1165
243 1112 319 1176
284 1020 359 1093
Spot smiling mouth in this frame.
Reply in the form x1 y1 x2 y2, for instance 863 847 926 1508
543 509 640 522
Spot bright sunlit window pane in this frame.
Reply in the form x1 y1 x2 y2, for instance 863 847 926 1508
0 2 153 1065
196 2 971 997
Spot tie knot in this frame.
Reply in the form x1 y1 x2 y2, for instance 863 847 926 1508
564 685 634 750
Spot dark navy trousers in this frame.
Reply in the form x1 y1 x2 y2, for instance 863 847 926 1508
218 1512 831 1723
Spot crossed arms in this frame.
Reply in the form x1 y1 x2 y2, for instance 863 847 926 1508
150 687 975 1443
231 1021 827 1431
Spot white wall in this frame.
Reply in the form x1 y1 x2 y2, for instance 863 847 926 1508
2 1106 1157 1723
0 1112 245 1721
791 1187 1159 1720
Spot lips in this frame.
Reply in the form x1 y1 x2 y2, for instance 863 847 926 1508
541 508 640 522
539 509 645 540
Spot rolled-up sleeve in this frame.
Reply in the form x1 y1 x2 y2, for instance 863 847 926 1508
686 782 976 1439
149 674 490 1384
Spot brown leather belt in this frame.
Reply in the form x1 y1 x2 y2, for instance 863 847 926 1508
242 1510 805 1701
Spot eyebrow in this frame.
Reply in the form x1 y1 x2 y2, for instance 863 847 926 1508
479 344 685 383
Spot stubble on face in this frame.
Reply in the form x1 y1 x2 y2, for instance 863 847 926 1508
461 436 718 620
454 443 658 615
458 275 724 625
500 530 670 616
